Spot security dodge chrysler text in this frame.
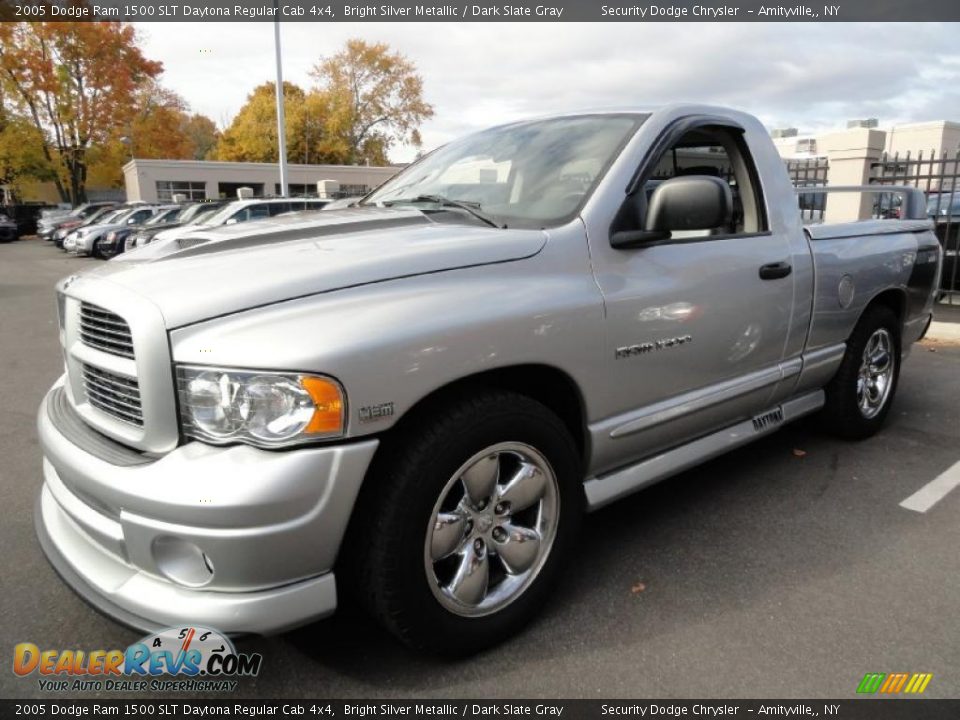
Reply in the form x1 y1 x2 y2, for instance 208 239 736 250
36 105 940 654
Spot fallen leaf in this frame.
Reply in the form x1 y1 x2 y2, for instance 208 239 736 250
631 582 646 594
792 449 807 457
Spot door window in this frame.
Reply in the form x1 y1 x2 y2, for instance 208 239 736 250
616 125 768 240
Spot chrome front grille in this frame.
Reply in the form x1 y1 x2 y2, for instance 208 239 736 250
79 302 134 359
81 364 144 427
59 288 178 454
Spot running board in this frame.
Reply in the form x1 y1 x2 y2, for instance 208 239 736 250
583 390 825 511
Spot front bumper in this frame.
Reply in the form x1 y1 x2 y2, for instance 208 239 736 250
36 381 379 634
74 234 95 255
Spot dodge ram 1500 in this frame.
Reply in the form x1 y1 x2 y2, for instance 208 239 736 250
36 105 941 654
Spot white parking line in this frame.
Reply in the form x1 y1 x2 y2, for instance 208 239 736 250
900 461 960 513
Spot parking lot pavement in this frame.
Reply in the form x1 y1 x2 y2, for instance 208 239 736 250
2 237 959 700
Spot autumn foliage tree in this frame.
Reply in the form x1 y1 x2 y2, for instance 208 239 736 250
182 114 219 160
0 22 219 203
212 39 433 167
311 39 433 165
0 86 56 197
213 82 308 163
0 22 161 203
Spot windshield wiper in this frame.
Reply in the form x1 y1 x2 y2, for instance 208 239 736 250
385 194 505 229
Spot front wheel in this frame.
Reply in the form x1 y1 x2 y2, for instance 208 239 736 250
821 305 901 439
345 391 582 655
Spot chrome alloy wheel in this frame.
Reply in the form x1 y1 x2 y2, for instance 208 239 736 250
857 328 895 419
424 442 560 617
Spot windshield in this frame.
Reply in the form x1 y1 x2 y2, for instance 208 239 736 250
198 202 247 227
175 203 209 223
82 208 121 226
184 206 221 225
111 208 140 224
144 207 180 225
363 114 644 228
928 193 960 214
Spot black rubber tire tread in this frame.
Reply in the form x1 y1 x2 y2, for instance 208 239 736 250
343 388 582 656
820 304 901 440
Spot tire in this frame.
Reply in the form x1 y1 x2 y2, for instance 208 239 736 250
344 390 582 655
821 304 901 440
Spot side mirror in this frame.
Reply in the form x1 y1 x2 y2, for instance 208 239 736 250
611 175 733 249
646 175 732 233
224 218 238 225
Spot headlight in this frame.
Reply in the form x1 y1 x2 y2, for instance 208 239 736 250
176 366 345 447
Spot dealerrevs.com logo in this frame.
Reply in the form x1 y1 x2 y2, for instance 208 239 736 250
13 626 262 693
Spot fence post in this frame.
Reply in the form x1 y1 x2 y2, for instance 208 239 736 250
820 127 886 222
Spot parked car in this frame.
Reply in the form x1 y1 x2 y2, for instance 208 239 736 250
97 205 186 260
927 192 960 293
69 205 171 257
0 212 19 242
927 192 960 219
37 106 940 654
119 205 403 261
126 201 227 251
142 197 329 254
55 206 127 248
320 196 363 210
38 201 118 241
4 202 58 236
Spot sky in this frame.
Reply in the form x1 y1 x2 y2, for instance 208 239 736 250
137 22 960 163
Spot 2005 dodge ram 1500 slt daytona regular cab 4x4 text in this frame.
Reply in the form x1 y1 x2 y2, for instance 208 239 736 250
36 105 941 654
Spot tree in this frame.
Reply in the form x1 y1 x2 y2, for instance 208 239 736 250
212 81 309 163
183 114 219 160
0 84 55 197
310 39 433 165
0 22 163 204
124 80 195 160
68 81 212 191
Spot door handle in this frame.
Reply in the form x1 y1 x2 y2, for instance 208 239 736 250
759 261 792 280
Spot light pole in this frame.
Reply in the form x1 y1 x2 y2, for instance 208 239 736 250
273 13 289 197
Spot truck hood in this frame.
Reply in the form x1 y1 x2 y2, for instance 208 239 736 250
80 209 547 328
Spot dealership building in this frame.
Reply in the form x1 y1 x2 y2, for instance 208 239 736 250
121 159 401 203
771 119 960 159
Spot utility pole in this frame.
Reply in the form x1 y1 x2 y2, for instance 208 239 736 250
273 13 289 197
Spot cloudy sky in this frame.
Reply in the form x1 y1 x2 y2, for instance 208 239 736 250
137 22 960 162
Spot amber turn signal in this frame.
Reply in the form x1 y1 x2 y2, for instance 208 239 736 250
300 376 345 435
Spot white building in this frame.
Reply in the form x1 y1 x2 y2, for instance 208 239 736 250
770 120 960 160
122 159 401 203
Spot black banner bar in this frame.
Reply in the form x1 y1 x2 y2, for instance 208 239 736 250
3 700 960 719
2 0 960 22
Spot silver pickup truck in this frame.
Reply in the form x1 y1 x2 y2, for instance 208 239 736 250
37 105 941 655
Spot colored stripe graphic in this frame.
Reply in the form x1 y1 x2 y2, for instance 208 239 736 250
857 672 932 694
857 673 885 694
882 673 909 693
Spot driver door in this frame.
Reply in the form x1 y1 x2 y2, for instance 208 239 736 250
588 122 796 472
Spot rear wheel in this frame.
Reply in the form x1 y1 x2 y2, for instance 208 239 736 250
346 390 582 655
821 305 901 439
